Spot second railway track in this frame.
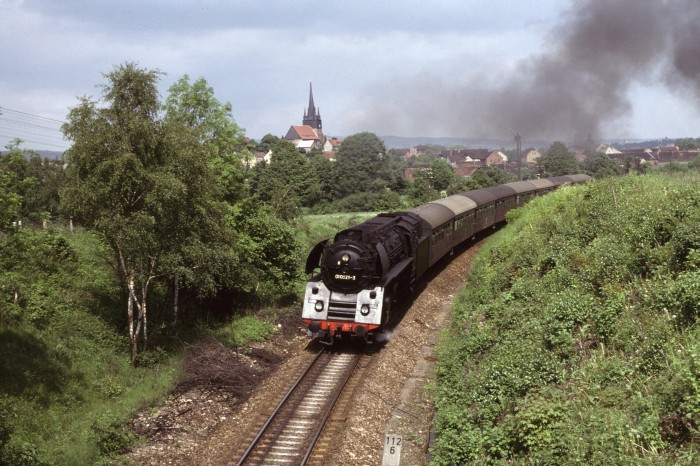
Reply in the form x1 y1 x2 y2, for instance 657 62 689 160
236 344 373 465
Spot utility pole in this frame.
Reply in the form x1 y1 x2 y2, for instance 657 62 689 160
509 128 523 181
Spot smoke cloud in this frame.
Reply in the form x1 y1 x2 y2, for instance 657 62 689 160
352 0 700 143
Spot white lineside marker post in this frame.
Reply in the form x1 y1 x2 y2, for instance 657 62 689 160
382 433 403 466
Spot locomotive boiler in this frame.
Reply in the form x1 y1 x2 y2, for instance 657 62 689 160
302 174 592 343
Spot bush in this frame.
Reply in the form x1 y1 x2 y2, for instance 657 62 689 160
330 191 402 213
91 415 138 457
212 315 276 347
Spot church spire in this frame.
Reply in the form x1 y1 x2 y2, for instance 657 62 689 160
307 82 316 116
303 82 322 130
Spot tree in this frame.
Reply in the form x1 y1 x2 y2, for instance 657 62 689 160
162 75 253 321
675 137 700 150
163 75 248 204
448 167 516 193
0 141 27 230
251 140 316 219
255 133 280 153
537 141 580 177
0 139 65 227
61 63 227 365
306 154 337 208
0 171 20 231
334 132 389 198
226 198 302 303
408 169 439 206
689 154 700 170
430 158 455 192
582 152 623 179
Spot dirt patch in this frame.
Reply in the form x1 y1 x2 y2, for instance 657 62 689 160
175 340 281 396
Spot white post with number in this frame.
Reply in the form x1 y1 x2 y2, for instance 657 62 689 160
382 434 403 466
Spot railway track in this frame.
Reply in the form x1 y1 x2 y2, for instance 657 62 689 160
235 346 368 465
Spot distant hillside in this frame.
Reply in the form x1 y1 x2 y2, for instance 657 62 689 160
0 150 65 160
378 135 673 151
379 135 514 150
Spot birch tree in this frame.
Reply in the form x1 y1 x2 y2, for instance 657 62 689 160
61 63 225 365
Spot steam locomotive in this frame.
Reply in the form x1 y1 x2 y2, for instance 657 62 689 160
302 174 592 344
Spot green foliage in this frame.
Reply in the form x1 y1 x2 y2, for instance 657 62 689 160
333 132 393 198
430 158 455 192
0 228 181 465
0 170 21 230
0 140 64 228
251 140 314 219
227 199 302 302
407 170 439 206
61 63 237 365
537 141 580 177
296 212 379 252
212 315 276 347
433 173 700 464
90 415 138 457
582 152 624 178
675 137 700 150
164 74 249 205
689 154 700 170
305 154 338 208
254 133 280 153
331 191 403 213
0 229 76 325
447 167 517 193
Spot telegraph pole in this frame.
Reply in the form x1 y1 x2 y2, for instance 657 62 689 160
509 128 523 181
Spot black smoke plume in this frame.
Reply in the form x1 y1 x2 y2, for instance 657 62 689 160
351 0 700 142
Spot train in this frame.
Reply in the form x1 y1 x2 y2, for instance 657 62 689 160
301 174 592 344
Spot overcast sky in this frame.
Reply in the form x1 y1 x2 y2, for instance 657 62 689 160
1 0 699 151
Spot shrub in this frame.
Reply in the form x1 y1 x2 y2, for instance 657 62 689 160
212 315 277 347
90 415 138 457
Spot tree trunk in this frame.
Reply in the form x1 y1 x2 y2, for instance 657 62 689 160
173 273 179 326
141 282 148 352
119 250 155 366
127 273 137 367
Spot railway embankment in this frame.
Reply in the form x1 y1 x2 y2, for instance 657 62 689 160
432 172 700 464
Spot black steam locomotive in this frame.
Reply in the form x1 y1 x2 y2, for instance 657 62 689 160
302 174 591 343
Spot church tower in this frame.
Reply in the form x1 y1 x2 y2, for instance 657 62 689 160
303 82 322 131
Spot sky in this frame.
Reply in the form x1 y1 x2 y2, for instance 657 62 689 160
1 0 699 152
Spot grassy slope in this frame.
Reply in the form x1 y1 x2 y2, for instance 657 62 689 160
432 173 700 464
1 231 182 465
295 211 380 251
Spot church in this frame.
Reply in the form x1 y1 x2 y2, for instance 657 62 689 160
284 83 328 153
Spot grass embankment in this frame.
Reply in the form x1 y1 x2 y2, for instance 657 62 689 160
0 230 182 465
0 230 278 465
432 173 700 464
296 211 379 251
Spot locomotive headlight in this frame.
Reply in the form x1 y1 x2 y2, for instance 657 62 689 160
315 300 324 312
360 304 370 316
341 253 350 262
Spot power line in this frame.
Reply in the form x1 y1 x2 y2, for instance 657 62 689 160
0 105 69 151
0 106 65 124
